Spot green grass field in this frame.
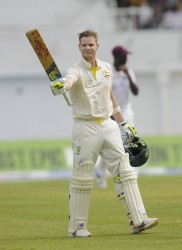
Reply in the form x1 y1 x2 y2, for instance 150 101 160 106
0 176 181 250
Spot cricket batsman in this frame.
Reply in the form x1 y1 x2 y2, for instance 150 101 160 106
50 30 159 237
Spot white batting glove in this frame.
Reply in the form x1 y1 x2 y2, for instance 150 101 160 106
119 121 137 145
50 78 67 96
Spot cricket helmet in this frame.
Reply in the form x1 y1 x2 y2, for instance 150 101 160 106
124 137 149 167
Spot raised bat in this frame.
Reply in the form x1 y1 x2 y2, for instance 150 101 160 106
26 29 72 106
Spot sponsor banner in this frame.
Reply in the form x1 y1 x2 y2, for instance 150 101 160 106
0 139 72 181
143 135 182 168
0 136 182 181
136 135 182 176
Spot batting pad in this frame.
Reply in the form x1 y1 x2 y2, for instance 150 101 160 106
114 182 132 221
68 161 94 234
119 154 147 226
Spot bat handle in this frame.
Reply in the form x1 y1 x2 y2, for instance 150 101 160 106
63 92 72 106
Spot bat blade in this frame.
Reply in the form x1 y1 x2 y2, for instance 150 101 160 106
26 29 72 106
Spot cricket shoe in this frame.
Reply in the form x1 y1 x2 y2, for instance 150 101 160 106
130 218 159 234
69 229 92 237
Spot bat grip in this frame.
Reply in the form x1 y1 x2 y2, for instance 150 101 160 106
63 92 72 106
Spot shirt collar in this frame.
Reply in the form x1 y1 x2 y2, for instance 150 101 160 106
81 57 101 69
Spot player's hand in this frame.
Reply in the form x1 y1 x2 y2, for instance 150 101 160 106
119 65 128 74
50 78 67 95
119 121 137 145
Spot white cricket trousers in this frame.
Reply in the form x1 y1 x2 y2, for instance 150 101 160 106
72 118 125 174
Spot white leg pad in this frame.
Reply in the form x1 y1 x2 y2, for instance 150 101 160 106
68 161 94 234
119 154 147 226
114 182 132 221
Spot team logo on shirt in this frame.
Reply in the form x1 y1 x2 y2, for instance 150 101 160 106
76 145 81 155
103 70 111 79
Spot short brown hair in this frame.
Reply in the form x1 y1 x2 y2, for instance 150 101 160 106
78 30 98 42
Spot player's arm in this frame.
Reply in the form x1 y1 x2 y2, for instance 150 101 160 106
128 75 138 95
120 66 139 95
110 90 124 123
110 90 136 144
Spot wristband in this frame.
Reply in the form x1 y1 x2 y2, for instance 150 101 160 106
112 106 121 115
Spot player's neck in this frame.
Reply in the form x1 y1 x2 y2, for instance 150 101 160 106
82 53 96 67
87 58 97 68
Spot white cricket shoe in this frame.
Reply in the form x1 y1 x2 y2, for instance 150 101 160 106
130 218 159 234
69 229 92 237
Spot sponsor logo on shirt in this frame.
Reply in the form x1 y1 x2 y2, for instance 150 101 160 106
103 70 111 79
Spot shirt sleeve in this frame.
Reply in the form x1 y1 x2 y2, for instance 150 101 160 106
65 66 80 89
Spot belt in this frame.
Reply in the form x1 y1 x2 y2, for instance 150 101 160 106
96 118 104 124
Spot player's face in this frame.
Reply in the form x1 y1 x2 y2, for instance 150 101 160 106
79 36 99 61
115 54 127 65
119 54 127 64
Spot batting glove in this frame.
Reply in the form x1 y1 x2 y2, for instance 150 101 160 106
50 78 67 96
119 121 137 145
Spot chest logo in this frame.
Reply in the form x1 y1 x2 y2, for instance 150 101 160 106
103 70 111 79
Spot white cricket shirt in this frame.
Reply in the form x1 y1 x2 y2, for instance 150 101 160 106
66 57 113 119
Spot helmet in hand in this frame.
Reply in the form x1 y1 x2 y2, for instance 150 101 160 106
124 137 149 167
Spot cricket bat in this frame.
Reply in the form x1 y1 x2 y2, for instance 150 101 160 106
26 29 72 106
